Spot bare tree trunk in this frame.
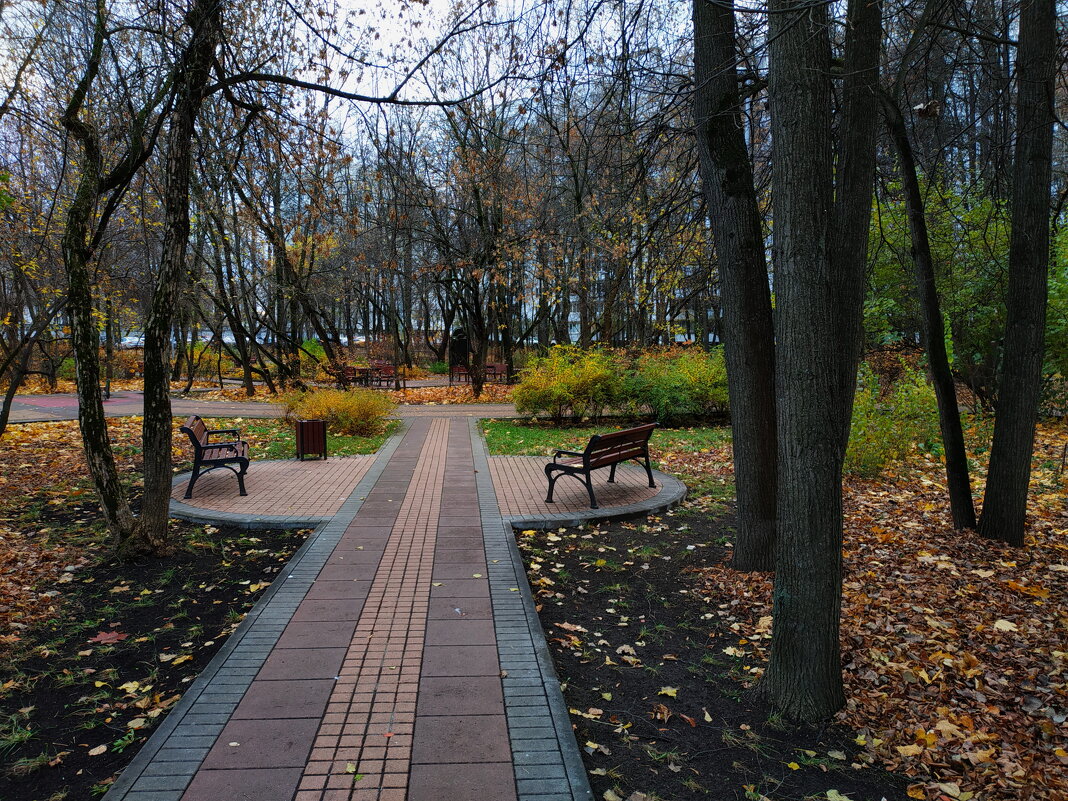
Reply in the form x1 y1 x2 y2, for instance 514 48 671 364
978 0 1056 546
138 0 222 556
60 5 141 547
882 96 976 529
760 0 879 723
692 0 777 572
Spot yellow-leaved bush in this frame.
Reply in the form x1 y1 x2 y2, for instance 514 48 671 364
279 388 395 436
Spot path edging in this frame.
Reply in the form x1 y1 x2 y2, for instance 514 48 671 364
471 419 595 801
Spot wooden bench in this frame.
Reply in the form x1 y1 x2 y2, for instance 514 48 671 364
544 423 657 509
179 415 250 499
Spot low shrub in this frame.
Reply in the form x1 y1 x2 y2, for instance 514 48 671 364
280 388 395 436
427 360 449 375
513 346 623 423
57 357 76 381
624 347 729 424
845 361 941 477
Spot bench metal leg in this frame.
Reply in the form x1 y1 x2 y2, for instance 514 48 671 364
584 474 599 509
643 455 655 488
544 464 559 503
184 464 202 499
236 461 248 496
608 463 617 483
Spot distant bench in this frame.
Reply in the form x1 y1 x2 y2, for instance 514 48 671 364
179 415 250 499
544 423 657 509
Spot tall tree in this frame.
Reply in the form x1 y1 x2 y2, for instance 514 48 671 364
137 0 223 554
880 0 977 530
59 0 172 552
978 0 1057 546
760 0 881 721
692 0 777 572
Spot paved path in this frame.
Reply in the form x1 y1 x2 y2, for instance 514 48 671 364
6 391 517 423
104 416 663 801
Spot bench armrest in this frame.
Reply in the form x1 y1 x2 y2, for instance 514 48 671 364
206 428 241 439
553 449 584 462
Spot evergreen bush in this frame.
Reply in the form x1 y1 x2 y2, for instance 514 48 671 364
513 346 623 423
624 347 729 424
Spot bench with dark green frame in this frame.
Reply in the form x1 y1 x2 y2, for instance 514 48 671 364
179 415 250 499
544 423 657 509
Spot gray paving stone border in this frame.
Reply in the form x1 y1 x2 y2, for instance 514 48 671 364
470 419 594 801
103 421 411 801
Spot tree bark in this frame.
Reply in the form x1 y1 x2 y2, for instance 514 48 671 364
137 0 223 557
760 0 870 723
978 0 1056 546
829 0 883 450
692 0 777 572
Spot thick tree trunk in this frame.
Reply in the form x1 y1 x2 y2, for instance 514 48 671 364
978 0 1056 546
883 97 976 529
760 0 845 723
692 0 777 572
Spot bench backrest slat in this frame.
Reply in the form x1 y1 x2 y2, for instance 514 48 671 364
181 415 208 449
584 423 655 468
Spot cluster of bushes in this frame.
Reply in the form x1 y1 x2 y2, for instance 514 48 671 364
279 388 395 436
516 345 943 478
513 346 729 425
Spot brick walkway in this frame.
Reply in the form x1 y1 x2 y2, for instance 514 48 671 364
108 416 616 801
7 392 517 423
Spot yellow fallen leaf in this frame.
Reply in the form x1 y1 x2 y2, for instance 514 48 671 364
786 761 800 770
658 686 678 698
897 744 924 756
88 744 107 756
993 619 1018 632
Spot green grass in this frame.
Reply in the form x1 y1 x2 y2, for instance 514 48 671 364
481 420 731 458
193 417 399 461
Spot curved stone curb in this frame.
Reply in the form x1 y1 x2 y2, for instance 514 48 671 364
503 469 687 531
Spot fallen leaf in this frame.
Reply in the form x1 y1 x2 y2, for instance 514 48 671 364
88 631 127 644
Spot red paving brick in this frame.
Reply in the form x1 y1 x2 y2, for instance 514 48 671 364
173 456 375 519
488 455 659 517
